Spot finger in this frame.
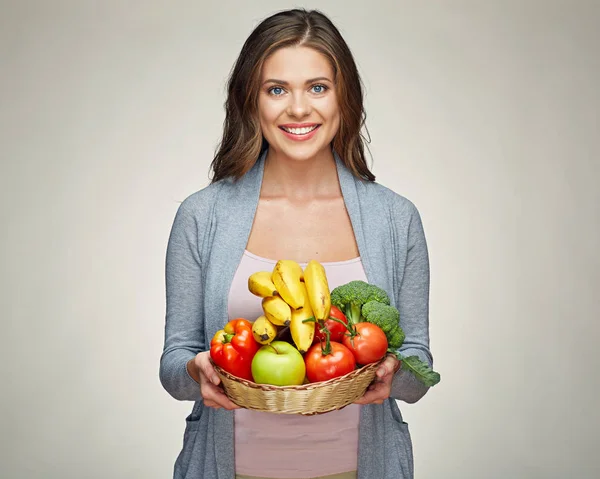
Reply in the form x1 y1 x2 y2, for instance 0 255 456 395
386 354 401 374
210 386 240 410
354 382 390 405
197 359 220 386
354 389 385 405
203 399 221 409
197 354 221 385
376 356 400 379
202 386 239 410
390 356 402 373
199 377 240 410
219 396 240 410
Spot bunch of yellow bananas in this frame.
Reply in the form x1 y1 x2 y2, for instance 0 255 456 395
247 259 331 353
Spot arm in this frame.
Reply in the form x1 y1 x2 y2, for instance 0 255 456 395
159 197 241 409
390 202 433 403
159 200 206 401
355 199 435 406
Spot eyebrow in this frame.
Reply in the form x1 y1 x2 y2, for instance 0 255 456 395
262 77 333 86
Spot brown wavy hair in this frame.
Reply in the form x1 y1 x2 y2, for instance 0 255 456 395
209 8 374 183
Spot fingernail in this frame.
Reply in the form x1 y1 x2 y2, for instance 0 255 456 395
212 376 219 385
377 368 385 377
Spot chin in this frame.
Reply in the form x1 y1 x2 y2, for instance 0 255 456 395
272 142 333 163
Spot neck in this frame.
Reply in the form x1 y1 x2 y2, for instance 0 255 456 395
261 146 341 200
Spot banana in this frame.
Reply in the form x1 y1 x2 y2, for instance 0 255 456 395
290 283 316 353
262 295 292 326
303 260 331 321
271 260 305 309
252 315 277 345
248 271 279 298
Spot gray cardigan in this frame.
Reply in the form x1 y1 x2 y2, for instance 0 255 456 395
160 150 434 479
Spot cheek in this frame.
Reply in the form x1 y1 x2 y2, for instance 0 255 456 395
323 95 340 119
324 99 341 133
258 98 279 126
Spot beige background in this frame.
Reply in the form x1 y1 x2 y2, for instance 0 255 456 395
1 1 599 478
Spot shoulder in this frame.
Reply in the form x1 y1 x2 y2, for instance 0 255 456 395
175 178 231 221
358 179 429 254
357 179 422 225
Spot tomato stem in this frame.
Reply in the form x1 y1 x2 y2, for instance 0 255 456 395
321 328 332 356
328 317 352 332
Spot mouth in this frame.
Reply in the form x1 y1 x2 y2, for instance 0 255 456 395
279 124 321 136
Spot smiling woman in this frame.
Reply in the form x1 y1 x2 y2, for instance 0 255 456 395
209 9 374 182
160 8 435 479
258 46 341 160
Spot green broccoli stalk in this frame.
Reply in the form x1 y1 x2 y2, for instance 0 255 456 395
330 280 390 325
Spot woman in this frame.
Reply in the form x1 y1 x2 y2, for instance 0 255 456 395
160 8 434 479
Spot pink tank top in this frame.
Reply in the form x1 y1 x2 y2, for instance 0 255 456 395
228 250 368 478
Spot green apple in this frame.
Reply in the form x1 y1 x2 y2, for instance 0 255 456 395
251 340 306 386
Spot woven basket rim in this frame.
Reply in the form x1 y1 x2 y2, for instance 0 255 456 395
212 357 383 391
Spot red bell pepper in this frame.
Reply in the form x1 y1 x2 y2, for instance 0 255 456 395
210 318 259 381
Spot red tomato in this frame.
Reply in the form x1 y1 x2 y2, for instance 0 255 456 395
304 342 356 383
313 305 349 343
342 322 388 365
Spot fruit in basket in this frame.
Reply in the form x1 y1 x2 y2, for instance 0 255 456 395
251 340 306 386
290 283 315 353
313 305 349 344
210 318 259 381
304 341 356 383
342 322 388 365
248 271 279 298
272 260 305 309
303 260 331 320
262 296 292 326
252 315 278 345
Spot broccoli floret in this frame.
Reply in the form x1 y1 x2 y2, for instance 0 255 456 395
361 301 405 349
330 280 391 325
330 281 368 324
363 284 391 306
361 301 399 335
386 324 406 349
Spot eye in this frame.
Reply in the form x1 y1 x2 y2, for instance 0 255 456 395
311 84 328 94
268 86 285 96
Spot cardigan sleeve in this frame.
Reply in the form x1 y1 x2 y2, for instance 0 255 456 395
159 198 206 402
390 201 434 403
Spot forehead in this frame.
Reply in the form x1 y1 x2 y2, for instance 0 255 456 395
261 46 334 81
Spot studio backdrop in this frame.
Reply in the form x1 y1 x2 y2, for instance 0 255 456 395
1 1 599 478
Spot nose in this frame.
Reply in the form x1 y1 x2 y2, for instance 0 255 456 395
286 91 311 118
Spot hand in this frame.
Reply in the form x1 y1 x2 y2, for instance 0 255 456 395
354 355 401 405
188 351 240 410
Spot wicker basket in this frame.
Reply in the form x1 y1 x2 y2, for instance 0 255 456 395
212 359 383 415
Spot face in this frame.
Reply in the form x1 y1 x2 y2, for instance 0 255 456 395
257 46 341 163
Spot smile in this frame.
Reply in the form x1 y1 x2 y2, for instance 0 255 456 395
278 124 321 142
279 125 320 135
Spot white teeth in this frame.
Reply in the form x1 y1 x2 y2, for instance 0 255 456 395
282 125 318 135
